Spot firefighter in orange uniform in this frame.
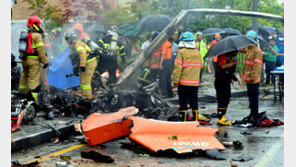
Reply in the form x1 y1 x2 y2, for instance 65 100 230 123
243 30 263 125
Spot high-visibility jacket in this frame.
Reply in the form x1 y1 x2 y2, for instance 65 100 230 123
172 48 203 86
209 39 219 62
243 45 263 84
71 39 95 68
196 40 208 63
29 31 48 64
160 40 172 60
97 35 125 57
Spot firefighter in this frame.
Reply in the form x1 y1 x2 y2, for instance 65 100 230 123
18 16 48 101
39 32 52 92
96 25 126 88
243 30 263 125
172 32 203 122
215 51 239 125
50 28 64 57
65 33 97 100
74 23 90 40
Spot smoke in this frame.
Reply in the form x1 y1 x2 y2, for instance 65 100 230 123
11 20 27 62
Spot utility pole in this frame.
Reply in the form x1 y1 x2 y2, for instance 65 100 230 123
148 0 150 15
252 0 259 33
184 0 189 31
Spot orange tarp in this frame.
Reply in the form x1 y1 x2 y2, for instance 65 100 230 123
81 107 138 146
129 117 225 153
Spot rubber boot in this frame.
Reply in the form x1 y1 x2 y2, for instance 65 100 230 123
192 110 199 122
217 108 232 126
178 110 188 122
217 115 232 125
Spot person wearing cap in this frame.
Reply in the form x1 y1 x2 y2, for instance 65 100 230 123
172 31 203 122
195 32 208 83
209 33 222 73
243 30 263 125
264 36 278 85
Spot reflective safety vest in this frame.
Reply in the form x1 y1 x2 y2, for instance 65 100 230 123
196 40 208 63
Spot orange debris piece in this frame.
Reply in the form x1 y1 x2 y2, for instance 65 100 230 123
81 107 138 146
129 117 225 153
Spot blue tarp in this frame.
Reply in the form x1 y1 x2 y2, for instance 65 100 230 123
47 47 80 90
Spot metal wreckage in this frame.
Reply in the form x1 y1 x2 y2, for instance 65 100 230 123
11 8 284 159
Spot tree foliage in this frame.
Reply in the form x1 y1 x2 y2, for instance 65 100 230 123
62 0 109 23
24 0 63 21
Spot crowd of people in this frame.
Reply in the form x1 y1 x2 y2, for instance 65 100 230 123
17 15 284 126
141 27 284 126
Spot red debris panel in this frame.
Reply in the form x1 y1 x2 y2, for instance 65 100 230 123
81 107 138 146
129 117 225 153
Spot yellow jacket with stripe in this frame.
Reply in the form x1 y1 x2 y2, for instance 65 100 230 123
243 45 263 84
30 31 48 65
172 48 203 86
71 39 93 68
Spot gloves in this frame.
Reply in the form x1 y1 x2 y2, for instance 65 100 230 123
73 67 79 76
80 67 86 72
43 64 48 69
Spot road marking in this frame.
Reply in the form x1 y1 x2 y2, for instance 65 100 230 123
24 144 86 164
255 133 284 167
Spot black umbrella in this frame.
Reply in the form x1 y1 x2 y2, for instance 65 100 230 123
246 25 271 39
205 35 257 58
223 28 242 36
202 28 226 36
137 14 172 31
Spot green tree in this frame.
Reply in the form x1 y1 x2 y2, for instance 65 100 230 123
24 0 63 21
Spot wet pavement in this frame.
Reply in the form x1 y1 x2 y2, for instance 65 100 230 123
11 97 284 167
11 73 284 166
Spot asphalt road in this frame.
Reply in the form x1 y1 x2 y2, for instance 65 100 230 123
11 97 284 167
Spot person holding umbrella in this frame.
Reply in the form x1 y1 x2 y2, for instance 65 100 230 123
205 34 259 125
243 30 263 125
172 32 203 122
215 51 240 125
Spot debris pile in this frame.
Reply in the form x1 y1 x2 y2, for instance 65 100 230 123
11 82 177 126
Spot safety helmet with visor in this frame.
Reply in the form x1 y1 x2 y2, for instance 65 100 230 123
180 31 195 41
27 16 43 33
246 30 258 40
65 33 78 45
